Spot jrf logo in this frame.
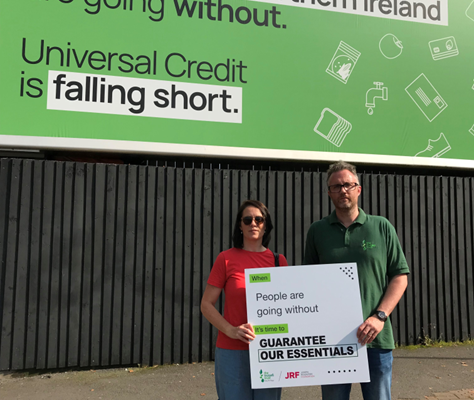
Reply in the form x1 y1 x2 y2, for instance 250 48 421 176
285 371 300 379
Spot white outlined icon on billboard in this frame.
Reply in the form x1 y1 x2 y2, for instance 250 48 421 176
429 37 459 60
405 74 447 122
379 34 403 59
366 82 388 115
326 41 361 84
314 108 352 147
415 133 451 158
466 0 474 21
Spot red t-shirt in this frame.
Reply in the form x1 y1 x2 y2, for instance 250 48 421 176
207 248 288 350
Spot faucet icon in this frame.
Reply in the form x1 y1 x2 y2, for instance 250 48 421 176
366 82 388 115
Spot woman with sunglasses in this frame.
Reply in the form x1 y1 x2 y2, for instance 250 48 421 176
201 200 288 400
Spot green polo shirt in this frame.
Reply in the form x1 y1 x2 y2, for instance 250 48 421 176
303 208 410 349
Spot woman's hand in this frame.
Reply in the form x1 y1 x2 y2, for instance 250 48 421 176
227 323 256 344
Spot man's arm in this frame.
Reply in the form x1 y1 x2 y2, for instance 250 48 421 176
357 274 408 345
375 273 408 316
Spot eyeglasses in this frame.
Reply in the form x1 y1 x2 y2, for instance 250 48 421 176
328 182 359 193
242 216 265 225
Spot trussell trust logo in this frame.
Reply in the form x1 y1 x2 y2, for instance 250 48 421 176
259 369 275 383
361 240 376 251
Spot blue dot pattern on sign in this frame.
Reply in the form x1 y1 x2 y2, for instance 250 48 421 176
340 266 355 280
328 369 356 373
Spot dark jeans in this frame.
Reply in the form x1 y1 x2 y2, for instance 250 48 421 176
321 348 393 400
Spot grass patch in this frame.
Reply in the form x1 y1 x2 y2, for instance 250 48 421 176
397 339 474 350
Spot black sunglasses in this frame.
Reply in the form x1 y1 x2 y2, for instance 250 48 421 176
242 216 265 225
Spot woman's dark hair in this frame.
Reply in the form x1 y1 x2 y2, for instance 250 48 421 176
232 200 274 249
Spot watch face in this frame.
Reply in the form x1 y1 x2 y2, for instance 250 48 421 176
377 311 387 321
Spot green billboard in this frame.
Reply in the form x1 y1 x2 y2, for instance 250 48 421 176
1 0 473 168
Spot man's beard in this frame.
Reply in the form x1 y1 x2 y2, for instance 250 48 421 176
336 197 354 210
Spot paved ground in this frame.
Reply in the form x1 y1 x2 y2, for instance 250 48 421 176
0 345 472 399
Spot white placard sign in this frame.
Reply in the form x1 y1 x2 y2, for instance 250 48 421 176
245 263 370 389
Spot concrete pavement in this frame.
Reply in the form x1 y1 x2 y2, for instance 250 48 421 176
0 345 473 399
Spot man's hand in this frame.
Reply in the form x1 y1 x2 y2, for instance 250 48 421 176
357 316 384 346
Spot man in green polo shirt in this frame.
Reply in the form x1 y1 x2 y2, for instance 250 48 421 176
304 161 409 400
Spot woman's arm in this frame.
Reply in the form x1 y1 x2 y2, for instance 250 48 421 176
201 284 256 344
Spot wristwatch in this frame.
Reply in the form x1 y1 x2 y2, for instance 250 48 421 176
374 310 388 322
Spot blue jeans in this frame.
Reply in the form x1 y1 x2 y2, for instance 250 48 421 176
215 347 282 400
321 348 393 400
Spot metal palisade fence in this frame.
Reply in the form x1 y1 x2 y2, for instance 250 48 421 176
0 158 473 370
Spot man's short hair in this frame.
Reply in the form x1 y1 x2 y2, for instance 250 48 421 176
327 161 359 184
